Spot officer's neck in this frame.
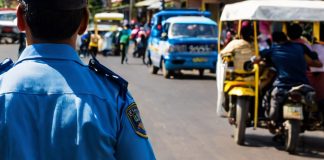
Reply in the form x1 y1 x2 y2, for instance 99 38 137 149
26 32 77 49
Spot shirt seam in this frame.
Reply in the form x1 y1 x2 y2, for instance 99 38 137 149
0 91 111 101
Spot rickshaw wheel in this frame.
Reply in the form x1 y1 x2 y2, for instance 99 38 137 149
234 96 249 145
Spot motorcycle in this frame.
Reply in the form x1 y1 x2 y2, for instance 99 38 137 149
221 53 324 153
270 84 323 153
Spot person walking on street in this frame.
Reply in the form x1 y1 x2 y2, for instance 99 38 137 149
89 32 101 57
120 25 131 64
0 0 156 159
79 31 91 57
136 27 148 64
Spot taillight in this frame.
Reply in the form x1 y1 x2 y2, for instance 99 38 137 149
288 92 302 103
2 27 13 33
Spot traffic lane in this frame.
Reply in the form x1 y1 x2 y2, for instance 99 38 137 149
95 54 324 160
0 44 19 60
99 56 221 159
0 44 323 159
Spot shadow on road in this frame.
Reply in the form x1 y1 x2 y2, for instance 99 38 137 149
172 74 216 80
243 133 324 159
148 72 215 80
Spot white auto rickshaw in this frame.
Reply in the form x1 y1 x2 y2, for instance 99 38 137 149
217 0 324 153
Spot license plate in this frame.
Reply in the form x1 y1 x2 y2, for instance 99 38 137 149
283 104 303 120
192 57 208 63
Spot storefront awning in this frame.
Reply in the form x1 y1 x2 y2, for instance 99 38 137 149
135 0 160 7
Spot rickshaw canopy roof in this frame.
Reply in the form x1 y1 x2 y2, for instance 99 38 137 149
94 12 124 21
220 0 324 22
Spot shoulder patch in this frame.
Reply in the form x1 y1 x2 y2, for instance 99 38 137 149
126 103 148 138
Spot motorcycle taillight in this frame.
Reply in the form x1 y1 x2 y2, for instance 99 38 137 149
288 92 302 103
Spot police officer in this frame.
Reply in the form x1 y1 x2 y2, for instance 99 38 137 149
0 0 156 160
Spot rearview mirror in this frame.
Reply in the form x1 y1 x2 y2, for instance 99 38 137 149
161 32 168 40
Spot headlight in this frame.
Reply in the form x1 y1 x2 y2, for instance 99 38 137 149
168 45 187 53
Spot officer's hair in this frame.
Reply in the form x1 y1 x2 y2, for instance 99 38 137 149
21 5 84 41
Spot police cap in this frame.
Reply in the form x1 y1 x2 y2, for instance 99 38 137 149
18 0 87 10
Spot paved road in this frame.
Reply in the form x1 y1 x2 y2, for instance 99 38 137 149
1 44 324 160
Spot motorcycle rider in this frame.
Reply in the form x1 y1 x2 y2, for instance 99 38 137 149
260 31 322 121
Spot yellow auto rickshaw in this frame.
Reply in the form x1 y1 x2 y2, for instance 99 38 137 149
217 0 324 153
92 12 124 55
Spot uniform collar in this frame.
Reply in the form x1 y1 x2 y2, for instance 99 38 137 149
16 44 85 65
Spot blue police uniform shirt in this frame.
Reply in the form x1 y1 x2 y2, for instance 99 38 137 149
261 42 310 87
0 44 156 160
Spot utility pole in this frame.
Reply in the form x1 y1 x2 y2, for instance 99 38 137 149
129 0 134 23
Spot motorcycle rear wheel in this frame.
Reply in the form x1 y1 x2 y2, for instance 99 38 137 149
284 120 300 154
234 96 249 145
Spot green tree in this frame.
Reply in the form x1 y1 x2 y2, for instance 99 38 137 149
0 0 4 8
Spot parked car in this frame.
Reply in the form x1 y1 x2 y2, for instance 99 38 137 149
0 9 19 44
148 15 218 78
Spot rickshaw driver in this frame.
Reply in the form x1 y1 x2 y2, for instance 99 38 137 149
220 26 255 72
220 26 255 121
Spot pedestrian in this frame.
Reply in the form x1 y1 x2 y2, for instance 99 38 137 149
0 0 156 159
79 31 91 57
130 25 140 57
137 29 148 64
120 25 131 64
112 26 123 56
88 31 101 57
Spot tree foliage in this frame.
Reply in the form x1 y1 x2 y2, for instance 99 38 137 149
88 0 104 21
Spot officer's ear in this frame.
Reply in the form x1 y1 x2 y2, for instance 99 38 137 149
78 8 89 35
16 4 26 32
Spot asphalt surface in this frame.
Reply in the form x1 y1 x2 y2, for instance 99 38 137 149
0 44 324 160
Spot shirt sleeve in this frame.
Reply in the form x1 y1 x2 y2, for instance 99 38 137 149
220 40 236 56
115 92 156 160
300 43 319 60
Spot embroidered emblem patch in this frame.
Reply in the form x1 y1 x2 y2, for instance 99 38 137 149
126 103 148 138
